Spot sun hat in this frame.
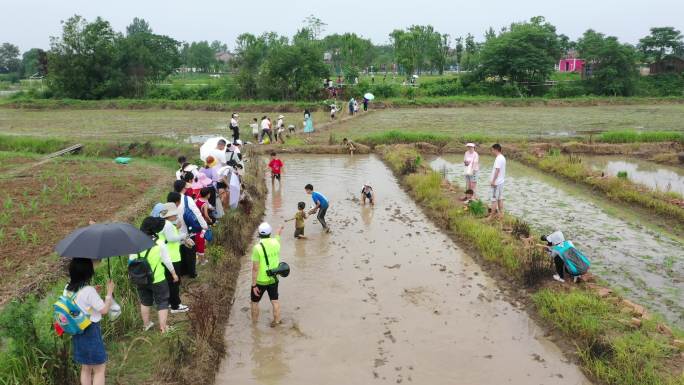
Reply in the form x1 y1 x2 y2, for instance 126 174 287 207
183 164 199 172
466 143 476 147
159 203 179 218
258 222 272 236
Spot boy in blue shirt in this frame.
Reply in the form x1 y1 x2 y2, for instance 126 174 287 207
305 184 330 232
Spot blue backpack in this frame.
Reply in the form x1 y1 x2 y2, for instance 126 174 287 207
53 288 91 336
552 241 591 276
183 195 202 235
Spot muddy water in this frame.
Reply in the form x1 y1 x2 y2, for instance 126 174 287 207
430 156 684 326
581 155 684 197
216 154 590 385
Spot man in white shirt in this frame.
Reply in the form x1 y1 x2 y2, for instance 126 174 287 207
489 143 506 219
230 113 240 142
260 116 273 143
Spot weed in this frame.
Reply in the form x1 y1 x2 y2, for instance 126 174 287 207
357 130 451 147
467 199 488 217
511 218 531 239
16 226 29 244
617 171 628 179
598 130 684 144
3 196 13 210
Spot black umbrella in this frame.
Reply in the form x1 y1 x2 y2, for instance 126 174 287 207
56 222 154 277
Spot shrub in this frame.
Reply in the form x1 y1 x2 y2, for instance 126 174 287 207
597 130 684 143
357 130 451 147
466 199 487 217
617 171 628 179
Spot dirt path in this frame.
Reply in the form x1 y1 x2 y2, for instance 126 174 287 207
215 154 590 385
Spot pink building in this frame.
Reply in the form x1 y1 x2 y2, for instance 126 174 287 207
558 58 585 73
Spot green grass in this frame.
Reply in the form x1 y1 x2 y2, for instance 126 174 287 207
358 130 451 146
598 130 684 143
534 289 683 385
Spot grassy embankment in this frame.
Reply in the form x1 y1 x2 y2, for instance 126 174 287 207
378 144 683 385
0 141 266 385
2 95 683 112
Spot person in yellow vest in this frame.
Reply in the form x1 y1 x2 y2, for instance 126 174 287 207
131 217 179 333
251 222 284 327
159 203 192 313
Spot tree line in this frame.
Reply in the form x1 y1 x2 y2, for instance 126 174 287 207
1 14 682 99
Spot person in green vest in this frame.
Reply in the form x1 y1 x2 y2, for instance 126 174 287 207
131 217 178 333
158 203 192 314
251 222 284 327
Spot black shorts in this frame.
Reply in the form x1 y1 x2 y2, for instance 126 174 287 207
136 281 170 310
294 227 304 238
272 173 281 180
251 281 279 302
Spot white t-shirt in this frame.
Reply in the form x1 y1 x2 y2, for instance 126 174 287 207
276 118 284 128
491 154 506 185
71 285 105 323
250 123 259 134
261 119 270 131
230 118 238 128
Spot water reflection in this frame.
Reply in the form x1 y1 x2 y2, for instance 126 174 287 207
582 156 684 196
250 328 290 385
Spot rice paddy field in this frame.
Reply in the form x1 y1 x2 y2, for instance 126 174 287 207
0 109 330 142
327 104 684 141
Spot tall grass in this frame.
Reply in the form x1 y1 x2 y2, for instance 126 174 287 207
597 130 684 143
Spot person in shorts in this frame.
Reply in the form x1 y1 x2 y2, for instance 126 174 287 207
463 143 480 197
305 184 330 232
131 216 177 333
361 182 374 205
489 143 506 219
286 202 308 239
268 152 284 184
251 222 285 327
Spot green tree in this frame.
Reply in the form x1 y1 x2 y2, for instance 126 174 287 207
47 15 125 99
454 37 464 66
390 25 447 75
0 43 21 73
323 33 374 78
460 33 480 71
119 19 180 96
187 41 216 72
638 27 684 63
232 32 286 98
126 17 152 36
478 16 560 88
303 15 327 40
577 29 638 96
210 40 228 53
20 48 47 77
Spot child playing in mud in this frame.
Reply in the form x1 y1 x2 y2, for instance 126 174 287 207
305 184 330 232
361 182 374 205
342 138 356 155
268 152 284 184
285 202 308 239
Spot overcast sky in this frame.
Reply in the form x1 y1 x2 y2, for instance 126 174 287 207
3 0 683 52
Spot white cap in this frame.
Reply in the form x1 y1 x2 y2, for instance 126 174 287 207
235 139 243 146
465 143 476 147
258 222 272 236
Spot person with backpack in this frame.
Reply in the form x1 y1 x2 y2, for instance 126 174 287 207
172 181 208 278
129 216 178 332
541 230 591 283
159 203 191 314
251 222 285 327
61 258 115 385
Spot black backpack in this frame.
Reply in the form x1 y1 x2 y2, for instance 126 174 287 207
128 249 156 285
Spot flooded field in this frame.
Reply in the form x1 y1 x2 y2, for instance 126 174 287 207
216 154 590 385
430 156 684 326
581 155 684 196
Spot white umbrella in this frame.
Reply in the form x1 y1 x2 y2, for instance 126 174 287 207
412 74 419 78
200 137 228 164
364 93 375 100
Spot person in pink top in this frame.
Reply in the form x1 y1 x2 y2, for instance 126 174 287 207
463 143 480 197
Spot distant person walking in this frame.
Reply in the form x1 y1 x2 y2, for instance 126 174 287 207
489 143 506 219
67 258 115 385
251 222 285 327
229 113 240 143
463 143 480 196
362 97 369 112
250 118 259 142
348 98 355 115
305 184 330 232
260 116 273 144
303 109 314 134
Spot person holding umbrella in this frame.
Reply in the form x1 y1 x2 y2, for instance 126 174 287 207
66 258 115 385
130 217 178 332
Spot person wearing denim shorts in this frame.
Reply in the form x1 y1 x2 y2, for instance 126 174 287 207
489 143 506 219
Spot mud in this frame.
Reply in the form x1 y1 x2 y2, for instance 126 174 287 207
216 154 590 385
430 155 684 326
581 155 684 196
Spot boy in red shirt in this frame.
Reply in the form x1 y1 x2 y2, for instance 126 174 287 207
268 152 284 184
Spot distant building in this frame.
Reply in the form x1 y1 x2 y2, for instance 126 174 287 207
558 58 585 73
649 57 684 74
215 51 233 64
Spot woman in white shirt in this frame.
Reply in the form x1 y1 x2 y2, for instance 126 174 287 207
67 258 115 385
229 113 240 142
463 143 480 196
